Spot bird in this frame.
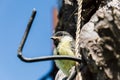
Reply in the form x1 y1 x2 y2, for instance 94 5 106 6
51 31 76 76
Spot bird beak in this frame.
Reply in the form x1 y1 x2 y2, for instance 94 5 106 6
51 36 60 40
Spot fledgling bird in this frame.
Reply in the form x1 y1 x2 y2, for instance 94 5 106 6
51 31 76 76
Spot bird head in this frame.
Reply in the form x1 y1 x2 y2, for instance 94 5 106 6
51 31 73 47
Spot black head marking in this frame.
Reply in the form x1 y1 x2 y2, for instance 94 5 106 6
52 31 71 47
53 31 71 37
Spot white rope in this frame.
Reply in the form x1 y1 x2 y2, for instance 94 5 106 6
75 0 83 79
75 0 83 58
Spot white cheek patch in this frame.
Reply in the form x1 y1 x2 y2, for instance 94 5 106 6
61 36 73 42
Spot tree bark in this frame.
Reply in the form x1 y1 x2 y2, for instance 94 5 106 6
54 0 120 80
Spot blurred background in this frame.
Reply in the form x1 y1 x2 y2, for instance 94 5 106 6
0 0 59 80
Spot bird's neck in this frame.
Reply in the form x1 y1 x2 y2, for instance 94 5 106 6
58 41 71 49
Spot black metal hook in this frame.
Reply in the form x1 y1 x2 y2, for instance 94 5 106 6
17 8 81 63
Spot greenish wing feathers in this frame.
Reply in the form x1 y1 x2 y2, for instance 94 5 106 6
70 40 75 54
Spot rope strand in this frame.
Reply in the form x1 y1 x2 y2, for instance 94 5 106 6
75 0 83 58
75 0 83 79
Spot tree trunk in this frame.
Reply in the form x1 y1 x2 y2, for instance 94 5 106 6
54 0 120 80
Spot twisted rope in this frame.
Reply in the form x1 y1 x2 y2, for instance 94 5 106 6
75 0 83 79
75 0 83 58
